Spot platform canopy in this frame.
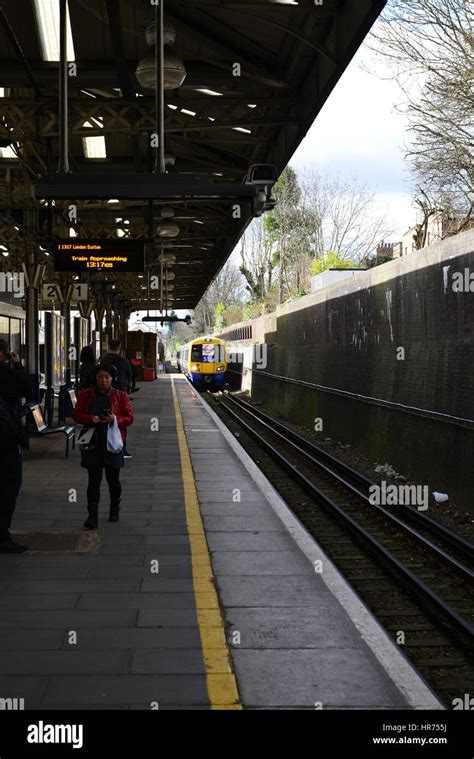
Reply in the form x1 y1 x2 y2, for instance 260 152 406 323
0 0 386 312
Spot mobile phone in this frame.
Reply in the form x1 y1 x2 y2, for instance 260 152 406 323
100 408 111 418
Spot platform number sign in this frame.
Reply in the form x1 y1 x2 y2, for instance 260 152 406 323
71 284 88 301
42 283 59 301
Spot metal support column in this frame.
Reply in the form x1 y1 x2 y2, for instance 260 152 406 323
24 241 39 401
154 0 165 174
58 0 70 173
60 290 71 388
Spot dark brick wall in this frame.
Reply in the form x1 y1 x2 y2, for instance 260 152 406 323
252 249 474 509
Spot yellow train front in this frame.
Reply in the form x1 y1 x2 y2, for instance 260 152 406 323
177 337 227 390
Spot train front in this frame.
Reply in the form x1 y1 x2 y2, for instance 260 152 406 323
190 339 227 390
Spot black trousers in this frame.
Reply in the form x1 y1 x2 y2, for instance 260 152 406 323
0 446 22 530
86 465 121 505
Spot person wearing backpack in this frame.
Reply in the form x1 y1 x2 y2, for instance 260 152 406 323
0 340 31 553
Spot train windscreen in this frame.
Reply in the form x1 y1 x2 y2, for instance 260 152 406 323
191 343 225 363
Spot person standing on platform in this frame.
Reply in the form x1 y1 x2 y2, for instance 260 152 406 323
157 338 165 374
0 340 31 553
103 339 133 458
78 345 97 390
73 363 133 529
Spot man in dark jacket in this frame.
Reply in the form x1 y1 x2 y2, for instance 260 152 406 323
103 340 132 393
102 339 133 458
0 340 31 553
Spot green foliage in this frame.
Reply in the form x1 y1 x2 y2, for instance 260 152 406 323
365 255 393 269
311 252 363 276
214 301 226 331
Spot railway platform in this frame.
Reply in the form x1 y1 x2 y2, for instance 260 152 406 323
0 377 442 710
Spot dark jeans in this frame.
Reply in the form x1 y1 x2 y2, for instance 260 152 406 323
86 466 121 505
0 446 22 530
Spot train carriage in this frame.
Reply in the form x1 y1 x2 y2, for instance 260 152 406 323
177 337 227 390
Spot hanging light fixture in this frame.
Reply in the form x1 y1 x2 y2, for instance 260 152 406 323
157 206 179 238
135 20 186 90
160 206 175 219
157 221 180 238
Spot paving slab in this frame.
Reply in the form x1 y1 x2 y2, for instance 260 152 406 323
231 649 407 708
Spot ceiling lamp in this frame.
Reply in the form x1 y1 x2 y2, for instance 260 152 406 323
162 253 176 265
157 220 180 238
135 21 186 90
160 206 175 219
146 20 176 47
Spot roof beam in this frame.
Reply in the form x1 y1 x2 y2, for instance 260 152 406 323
0 61 279 91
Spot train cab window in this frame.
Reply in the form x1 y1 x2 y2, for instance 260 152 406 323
191 345 203 362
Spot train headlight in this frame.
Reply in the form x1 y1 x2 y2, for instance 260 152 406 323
217 365 226 372
191 364 199 372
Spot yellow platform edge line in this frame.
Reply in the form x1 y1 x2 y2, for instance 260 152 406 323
171 378 243 710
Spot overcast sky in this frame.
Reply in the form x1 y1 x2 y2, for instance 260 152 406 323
290 44 417 241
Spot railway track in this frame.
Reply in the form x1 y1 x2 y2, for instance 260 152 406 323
206 390 474 708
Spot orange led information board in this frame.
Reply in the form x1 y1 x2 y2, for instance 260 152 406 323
53 239 145 272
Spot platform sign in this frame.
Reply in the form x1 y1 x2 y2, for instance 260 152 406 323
70 283 88 301
42 283 60 302
52 239 145 272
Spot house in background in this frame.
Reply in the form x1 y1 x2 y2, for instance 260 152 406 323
375 212 472 263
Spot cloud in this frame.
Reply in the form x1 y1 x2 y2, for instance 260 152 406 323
291 48 411 195
287 45 419 242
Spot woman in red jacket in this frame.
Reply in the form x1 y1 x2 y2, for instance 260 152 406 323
73 363 133 529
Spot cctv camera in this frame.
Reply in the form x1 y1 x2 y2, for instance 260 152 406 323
245 164 277 217
244 164 278 189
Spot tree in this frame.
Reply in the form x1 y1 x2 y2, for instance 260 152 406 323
240 167 389 308
264 166 316 303
193 260 246 334
311 251 364 277
214 302 226 332
301 171 389 264
369 0 473 232
240 215 276 301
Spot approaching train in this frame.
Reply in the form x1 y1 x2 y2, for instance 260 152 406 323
177 337 227 390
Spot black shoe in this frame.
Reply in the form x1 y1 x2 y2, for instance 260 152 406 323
123 450 133 459
84 503 99 530
109 500 121 522
0 538 28 554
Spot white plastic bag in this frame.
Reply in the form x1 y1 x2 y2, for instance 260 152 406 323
107 416 123 453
